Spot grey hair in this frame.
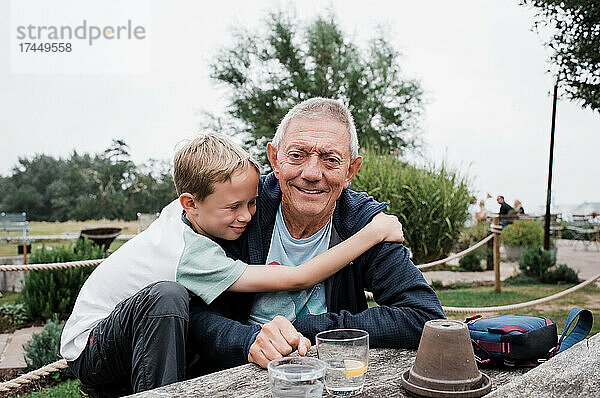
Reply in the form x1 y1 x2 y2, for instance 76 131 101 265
271 98 359 159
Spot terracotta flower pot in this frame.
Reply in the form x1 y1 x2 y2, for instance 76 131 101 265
401 319 491 397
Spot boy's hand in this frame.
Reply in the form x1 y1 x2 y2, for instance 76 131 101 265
369 212 405 243
248 316 311 368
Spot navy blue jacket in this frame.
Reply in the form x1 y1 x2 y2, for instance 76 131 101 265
188 173 445 372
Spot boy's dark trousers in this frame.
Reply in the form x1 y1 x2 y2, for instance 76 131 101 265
68 281 190 396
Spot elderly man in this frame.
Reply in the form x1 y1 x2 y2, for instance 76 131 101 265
189 98 444 372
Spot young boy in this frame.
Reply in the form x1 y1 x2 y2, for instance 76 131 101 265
61 133 404 395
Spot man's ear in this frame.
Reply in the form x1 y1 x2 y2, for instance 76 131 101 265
344 156 363 188
179 193 198 214
266 143 280 178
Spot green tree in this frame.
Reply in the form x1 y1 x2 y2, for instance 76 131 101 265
206 11 424 163
523 0 600 111
125 159 177 217
1 140 177 221
1 155 64 220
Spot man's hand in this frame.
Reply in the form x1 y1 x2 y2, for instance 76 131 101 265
248 316 311 368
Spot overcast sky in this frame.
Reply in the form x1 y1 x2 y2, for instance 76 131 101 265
1 0 599 213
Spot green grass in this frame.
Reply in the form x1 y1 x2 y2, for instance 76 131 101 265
0 292 24 305
1 220 137 257
435 284 571 307
439 284 600 337
1 238 127 258
5 220 138 236
8 379 79 398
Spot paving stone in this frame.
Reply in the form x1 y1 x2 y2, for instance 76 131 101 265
0 333 10 359
0 326 44 369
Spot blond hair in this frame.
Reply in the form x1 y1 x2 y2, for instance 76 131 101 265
173 133 260 201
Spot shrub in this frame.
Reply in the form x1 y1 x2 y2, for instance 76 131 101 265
501 219 543 247
519 247 555 280
0 303 30 333
456 222 490 251
559 220 575 240
23 316 73 380
542 264 580 284
503 273 541 285
352 149 472 264
458 252 484 272
430 280 444 290
22 238 106 320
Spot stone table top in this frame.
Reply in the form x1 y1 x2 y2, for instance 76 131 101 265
128 333 600 397
127 348 530 397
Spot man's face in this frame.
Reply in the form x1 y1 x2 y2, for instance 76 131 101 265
267 116 362 228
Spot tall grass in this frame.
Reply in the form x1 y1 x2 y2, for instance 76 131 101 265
352 149 472 264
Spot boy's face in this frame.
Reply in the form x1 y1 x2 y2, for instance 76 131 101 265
186 166 260 241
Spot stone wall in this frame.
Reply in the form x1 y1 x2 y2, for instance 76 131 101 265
0 257 25 292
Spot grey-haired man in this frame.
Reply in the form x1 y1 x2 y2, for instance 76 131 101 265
189 98 445 372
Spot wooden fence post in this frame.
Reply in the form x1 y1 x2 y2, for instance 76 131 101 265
22 243 28 266
493 216 501 293
486 235 494 270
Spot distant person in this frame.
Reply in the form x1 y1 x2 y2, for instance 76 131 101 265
513 200 525 214
497 195 514 226
497 195 514 215
60 133 406 395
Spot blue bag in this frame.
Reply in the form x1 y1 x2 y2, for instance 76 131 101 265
466 308 593 367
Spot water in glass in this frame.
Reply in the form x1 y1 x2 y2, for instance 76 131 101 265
268 358 325 398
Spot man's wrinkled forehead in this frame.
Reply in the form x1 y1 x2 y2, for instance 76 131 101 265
282 115 351 148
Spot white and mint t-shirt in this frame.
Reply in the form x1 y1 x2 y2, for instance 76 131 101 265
249 205 330 325
60 199 248 362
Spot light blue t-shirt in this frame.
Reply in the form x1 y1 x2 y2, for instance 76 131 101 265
248 206 330 325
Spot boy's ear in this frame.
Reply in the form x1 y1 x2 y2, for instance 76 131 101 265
179 193 198 214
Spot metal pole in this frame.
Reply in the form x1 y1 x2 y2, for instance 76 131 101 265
493 216 501 293
544 82 559 250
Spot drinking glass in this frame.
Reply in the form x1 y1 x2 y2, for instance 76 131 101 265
316 329 369 396
268 357 326 398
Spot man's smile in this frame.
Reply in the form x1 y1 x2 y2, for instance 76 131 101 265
294 186 326 195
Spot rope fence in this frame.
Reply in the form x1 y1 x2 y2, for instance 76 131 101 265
417 234 494 270
0 359 67 392
0 258 104 272
443 270 600 313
